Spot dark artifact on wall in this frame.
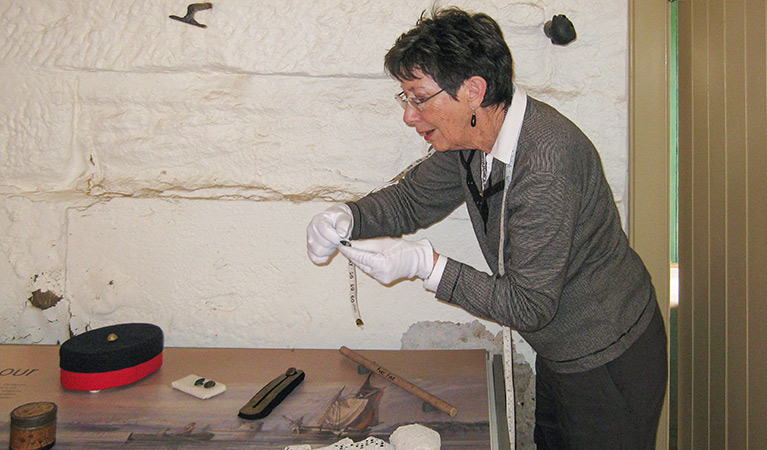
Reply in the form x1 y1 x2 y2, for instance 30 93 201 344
544 14 577 46
170 3 213 28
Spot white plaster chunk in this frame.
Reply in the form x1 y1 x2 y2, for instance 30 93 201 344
401 320 502 352
400 320 536 368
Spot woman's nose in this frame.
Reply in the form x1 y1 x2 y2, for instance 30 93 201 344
403 104 420 125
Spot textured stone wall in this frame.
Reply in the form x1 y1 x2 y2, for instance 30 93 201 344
1 2 627 446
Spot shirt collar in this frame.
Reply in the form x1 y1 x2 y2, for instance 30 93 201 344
490 84 527 165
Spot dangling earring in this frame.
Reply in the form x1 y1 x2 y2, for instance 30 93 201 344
471 109 477 127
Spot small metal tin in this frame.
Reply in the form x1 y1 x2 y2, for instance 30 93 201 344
9 402 57 450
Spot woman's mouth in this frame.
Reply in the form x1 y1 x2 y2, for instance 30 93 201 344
421 129 436 141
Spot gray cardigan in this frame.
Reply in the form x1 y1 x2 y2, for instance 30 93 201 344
348 96 656 373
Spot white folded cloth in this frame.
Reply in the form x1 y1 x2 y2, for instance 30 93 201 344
283 423 439 450
285 436 393 450
389 424 441 450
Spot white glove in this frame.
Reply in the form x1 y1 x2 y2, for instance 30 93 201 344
338 237 435 285
306 203 354 264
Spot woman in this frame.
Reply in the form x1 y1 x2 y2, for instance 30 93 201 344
306 7 666 450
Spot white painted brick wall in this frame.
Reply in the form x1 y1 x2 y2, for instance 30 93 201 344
0 0 628 359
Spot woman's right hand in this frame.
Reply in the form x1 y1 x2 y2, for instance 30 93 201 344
306 203 353 264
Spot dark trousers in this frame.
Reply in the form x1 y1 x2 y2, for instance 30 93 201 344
534 306 667 450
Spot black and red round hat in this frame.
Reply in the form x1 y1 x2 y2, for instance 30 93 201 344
59 323 163 391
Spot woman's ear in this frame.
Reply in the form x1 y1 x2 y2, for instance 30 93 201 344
463 76 488 108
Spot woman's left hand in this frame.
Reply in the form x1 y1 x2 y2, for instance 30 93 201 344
338 237 434 285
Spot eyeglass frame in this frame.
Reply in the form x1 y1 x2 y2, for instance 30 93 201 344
395 89 445 111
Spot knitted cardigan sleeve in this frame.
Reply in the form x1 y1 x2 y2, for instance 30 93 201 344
347 150 465 240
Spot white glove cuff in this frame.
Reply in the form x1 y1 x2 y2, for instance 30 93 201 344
423 254 447 292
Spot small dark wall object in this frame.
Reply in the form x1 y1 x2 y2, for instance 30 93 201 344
170 3 212 28
544 14 577 46
29 289 61 310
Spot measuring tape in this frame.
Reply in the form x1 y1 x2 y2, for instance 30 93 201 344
347 255 364 326
345 146 436 327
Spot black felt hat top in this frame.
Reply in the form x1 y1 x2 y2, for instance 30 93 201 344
60 323 163 373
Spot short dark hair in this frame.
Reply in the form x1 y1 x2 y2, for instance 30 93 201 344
384 7 514 109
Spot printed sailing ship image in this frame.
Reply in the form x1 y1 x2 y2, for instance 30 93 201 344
126 422 215 443
288 373 384 438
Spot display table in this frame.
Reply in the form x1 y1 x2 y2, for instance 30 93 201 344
0 345 507 449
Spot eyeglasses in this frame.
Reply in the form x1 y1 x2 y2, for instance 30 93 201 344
395 89 444 111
